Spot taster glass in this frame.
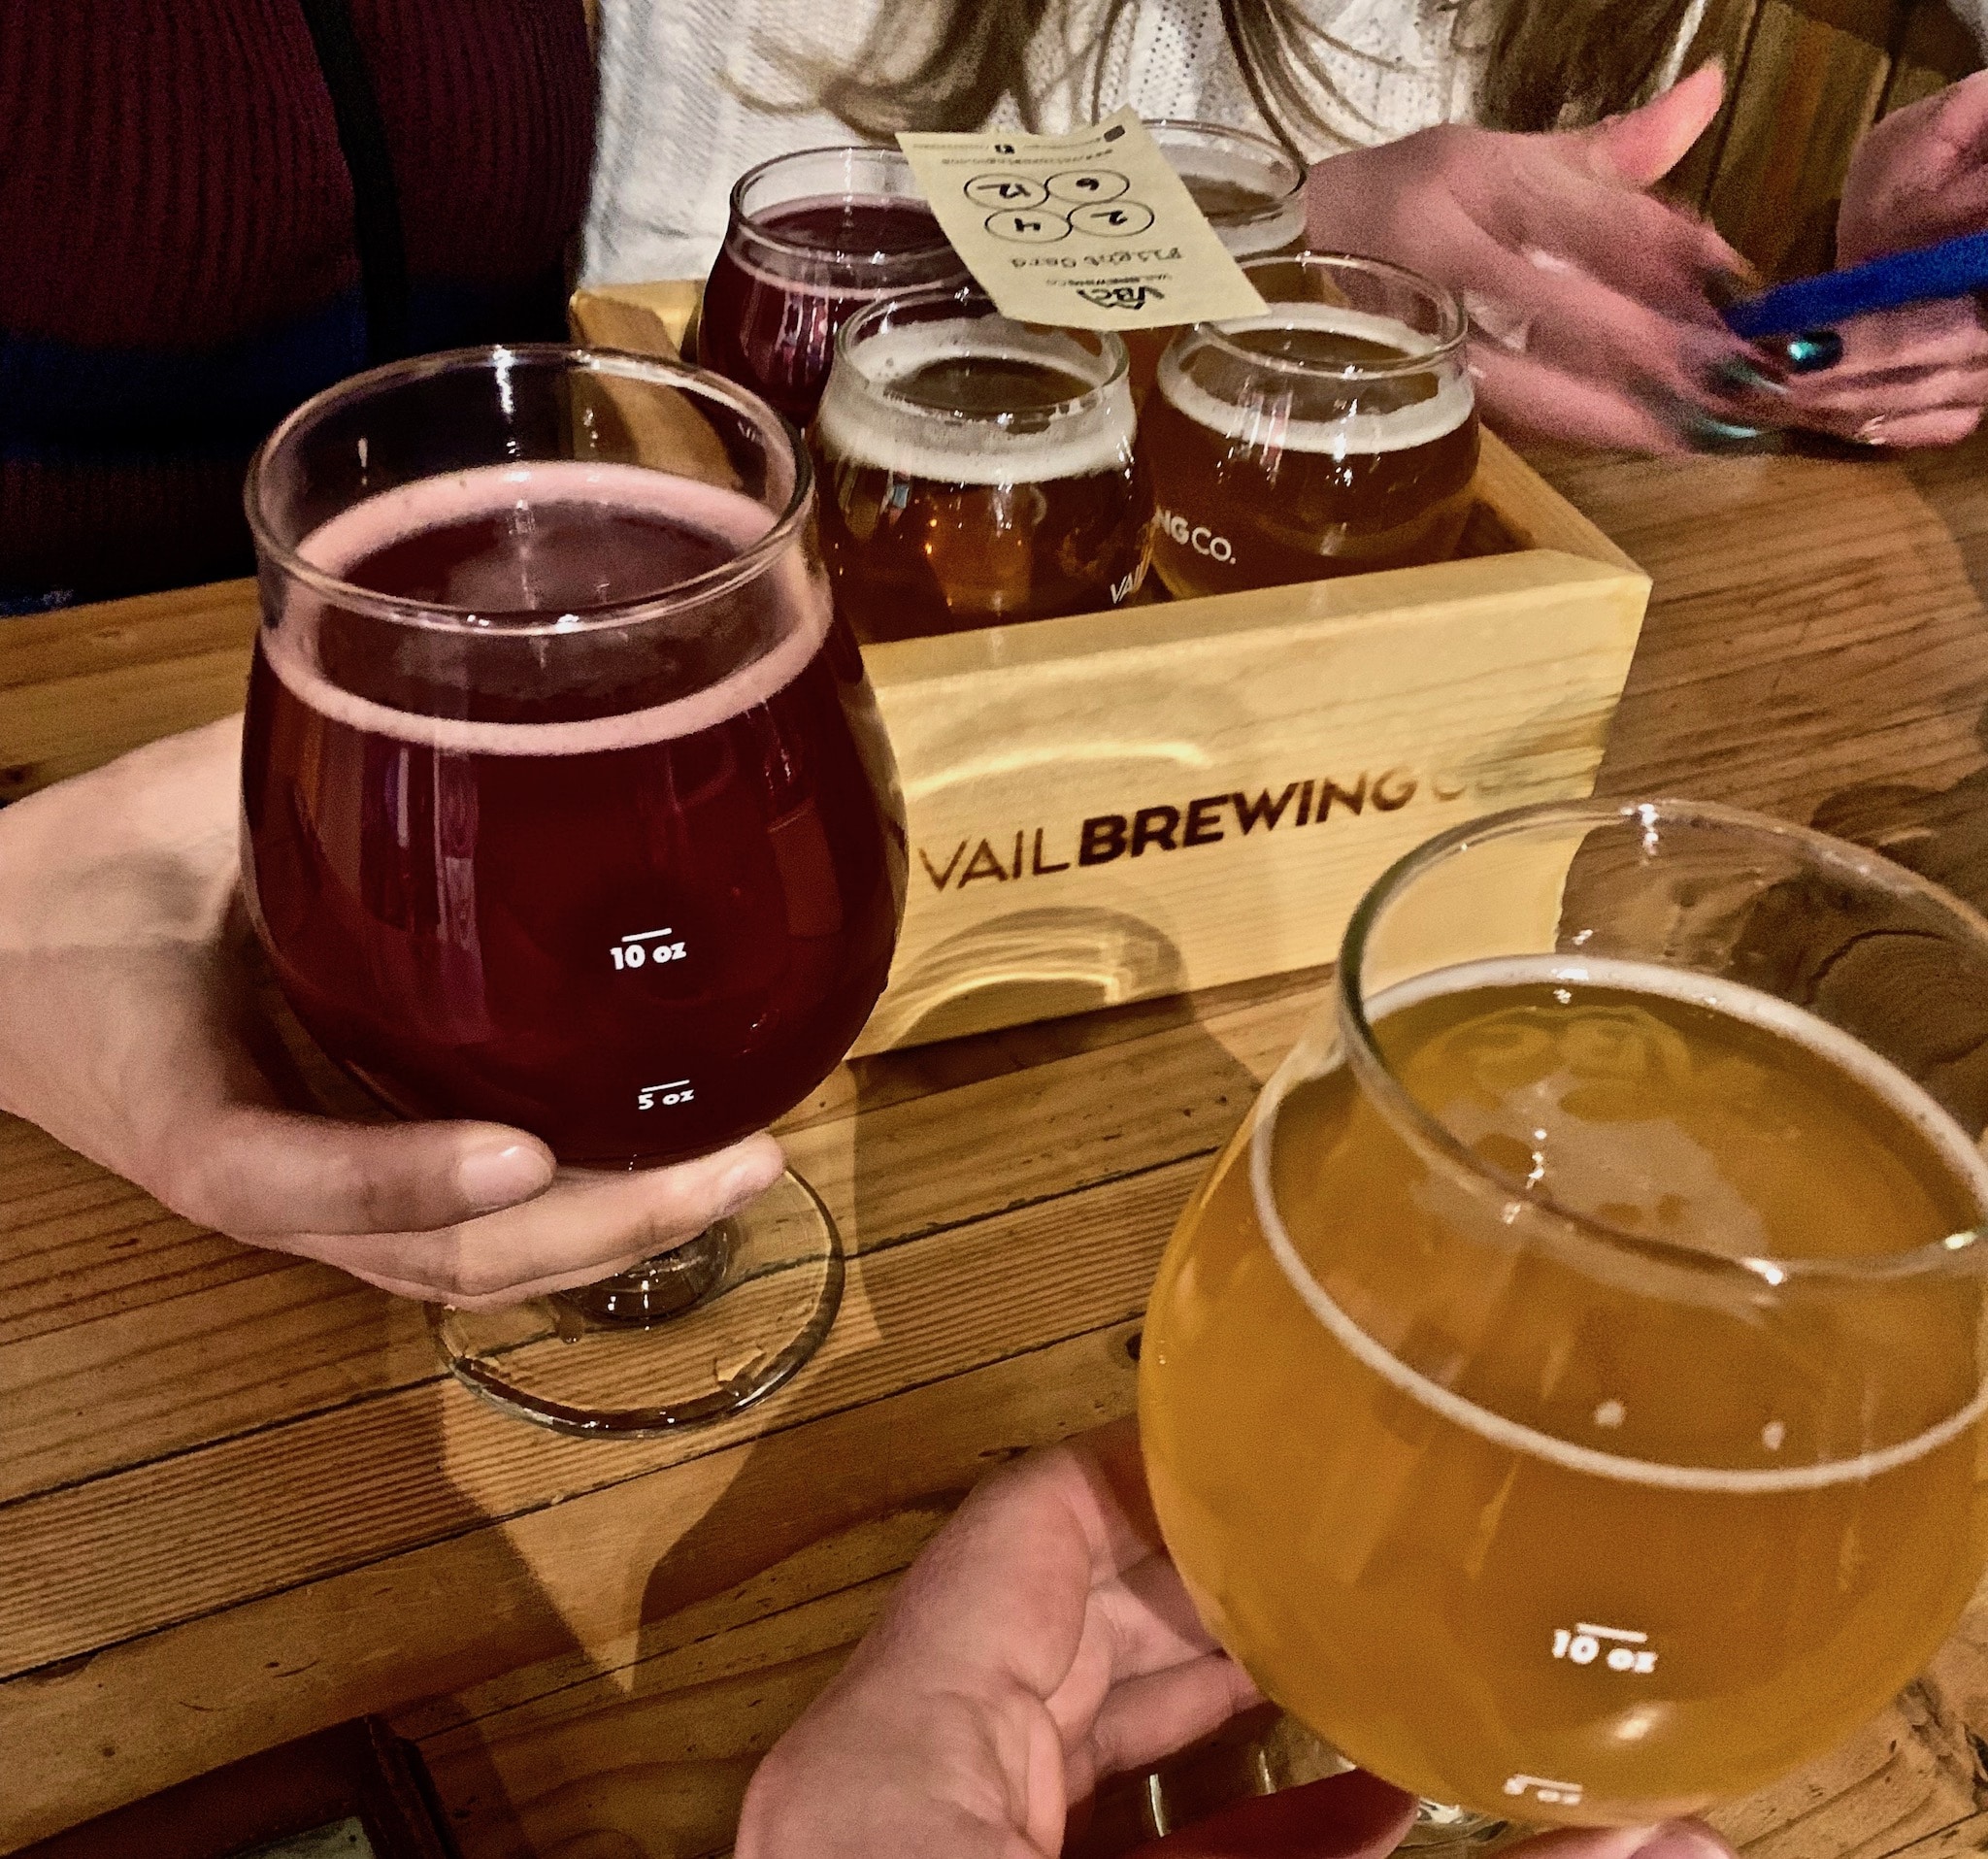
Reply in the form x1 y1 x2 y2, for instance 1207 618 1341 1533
1141 797 1988 1826
242 346 908 1434
1153 118 1307 258
1121 119 1309 405
812 284 1149 642
699 146 968 426
1141 252 1478 598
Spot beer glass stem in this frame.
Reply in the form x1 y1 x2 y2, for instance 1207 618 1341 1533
431 1167 845 1435
557 1225 734 1327
1396 1801 1508 1850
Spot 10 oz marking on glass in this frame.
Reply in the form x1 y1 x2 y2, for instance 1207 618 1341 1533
1504 1773 1584 1807
1552 1621 1660 1675
610 928 688 971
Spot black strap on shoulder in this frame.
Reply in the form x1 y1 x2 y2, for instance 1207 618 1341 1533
294 0 411 364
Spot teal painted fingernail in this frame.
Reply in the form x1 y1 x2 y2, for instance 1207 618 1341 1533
1667 397 1783 452
1781 328 1843 373
1704 356 1788 400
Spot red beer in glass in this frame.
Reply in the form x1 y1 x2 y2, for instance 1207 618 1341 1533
700 147 968 426
242 347 908 1432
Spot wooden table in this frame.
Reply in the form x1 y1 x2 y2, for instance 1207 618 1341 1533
8 436 1988 1859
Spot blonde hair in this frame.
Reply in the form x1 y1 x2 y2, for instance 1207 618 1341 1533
808 0 1703 146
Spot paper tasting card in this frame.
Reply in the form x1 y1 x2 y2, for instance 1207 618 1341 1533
898 110 1268 330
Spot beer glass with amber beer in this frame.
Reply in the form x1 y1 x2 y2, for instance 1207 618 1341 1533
1141 799 1988 1826
1152 119 1305 258
1142 252 1478 597
813 285 1149 642
1120 121 1308 405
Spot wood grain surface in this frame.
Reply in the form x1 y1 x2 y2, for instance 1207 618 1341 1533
845 433 1648 1052
1673 0 1982 282
8 430 1988 1857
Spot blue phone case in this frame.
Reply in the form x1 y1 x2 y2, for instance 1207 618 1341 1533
1723 229 1988 339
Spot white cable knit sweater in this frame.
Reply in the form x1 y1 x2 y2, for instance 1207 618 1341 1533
583 0 1988 284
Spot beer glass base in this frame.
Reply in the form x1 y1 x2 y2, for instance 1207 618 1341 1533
430 1168 843 1436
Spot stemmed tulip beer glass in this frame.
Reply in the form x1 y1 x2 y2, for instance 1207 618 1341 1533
1142 799 1988 1827
241 347 908 1433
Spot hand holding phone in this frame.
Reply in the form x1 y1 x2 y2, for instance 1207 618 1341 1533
1739 75 1988 448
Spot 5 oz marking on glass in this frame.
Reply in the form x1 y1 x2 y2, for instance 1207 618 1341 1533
1504 1775 1584 1807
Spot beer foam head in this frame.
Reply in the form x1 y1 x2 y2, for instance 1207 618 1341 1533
1159 302 1475 457
1251 953 1988 1494
1172 160 1304 258
267 459 831 757
815 316 1138 487
295 457 779 587
1215 203 1307 260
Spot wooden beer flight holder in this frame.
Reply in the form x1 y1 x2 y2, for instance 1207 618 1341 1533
577 282 1652 1052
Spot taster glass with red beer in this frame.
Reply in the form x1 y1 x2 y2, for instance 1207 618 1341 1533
241 347 908 1433
699 146 968 425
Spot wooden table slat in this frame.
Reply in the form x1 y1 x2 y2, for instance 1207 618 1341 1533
0 959 1320 1515
0 1315 1142 1846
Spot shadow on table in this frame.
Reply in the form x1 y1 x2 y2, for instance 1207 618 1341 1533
1899 423 1988 614
613 934 1269 1842
215 976 621 1855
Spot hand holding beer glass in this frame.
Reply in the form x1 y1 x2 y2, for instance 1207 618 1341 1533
1141 799 1988 1825
242 348 908 1433
1143 252 1479 597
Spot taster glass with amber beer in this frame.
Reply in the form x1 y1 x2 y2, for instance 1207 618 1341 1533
1151 119 1305 254
1141 798 1988 1827
812 285 1149 642
1141 252 1478 597
1119 121 1309 405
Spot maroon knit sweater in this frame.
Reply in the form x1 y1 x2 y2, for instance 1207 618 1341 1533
0 0 595 605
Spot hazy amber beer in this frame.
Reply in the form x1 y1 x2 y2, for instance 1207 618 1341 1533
1141 252 1478 597
1120 120 1309 405
813 287 1148 642
1140 801 1988 1826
